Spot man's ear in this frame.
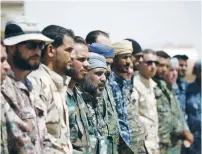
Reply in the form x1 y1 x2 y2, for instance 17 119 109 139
47 44 56 58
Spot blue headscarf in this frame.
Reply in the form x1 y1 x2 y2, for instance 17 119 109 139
89 43 115 58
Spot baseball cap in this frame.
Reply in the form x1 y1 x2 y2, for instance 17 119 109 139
3 16 53 46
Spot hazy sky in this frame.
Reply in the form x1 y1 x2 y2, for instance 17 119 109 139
25 1 201 54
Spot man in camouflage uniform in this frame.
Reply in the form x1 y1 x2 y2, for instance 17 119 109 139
1 39 34 154
153 54 193 154
185 60 201 154
173 54 189 118
3 17 53 153
131 49 160 154
89 43 120 154
28 25 74 153
109 40 146 154
64 36 91 153
81 52 110 154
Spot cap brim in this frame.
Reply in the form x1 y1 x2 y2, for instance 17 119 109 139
4 33 53 46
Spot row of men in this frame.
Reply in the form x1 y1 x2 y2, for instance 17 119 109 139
1 16 201 154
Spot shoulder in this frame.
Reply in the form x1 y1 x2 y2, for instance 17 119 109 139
186 81 199 93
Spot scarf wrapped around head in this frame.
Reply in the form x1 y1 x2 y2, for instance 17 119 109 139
89 43 115 58
112 40 133 55
88 52 107 70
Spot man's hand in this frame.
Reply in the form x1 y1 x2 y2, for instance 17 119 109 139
183 131 194 146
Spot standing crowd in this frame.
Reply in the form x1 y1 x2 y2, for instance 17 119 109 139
1 16 201 154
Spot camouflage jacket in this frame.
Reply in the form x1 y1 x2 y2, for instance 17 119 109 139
66 86 91 154
108 72 131 146
131 73 158 153
154 78 188 147
1 75 51 154
109 72 146 153
98 82 120 153
176 78 188 118
186 80 201 154
81 90 111 154
186 80 201 137
28 64 72 154
1 91 34 154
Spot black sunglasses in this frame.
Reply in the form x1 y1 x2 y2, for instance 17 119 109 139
18 41 45 50
134 55 143 60
144 60 159 66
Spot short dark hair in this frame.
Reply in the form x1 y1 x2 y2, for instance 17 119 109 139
41 25 75 58
74 36 87 45
142 49 156 56
125 38 142 56
173 54 188 61
156 50 170 59
85 30 109 44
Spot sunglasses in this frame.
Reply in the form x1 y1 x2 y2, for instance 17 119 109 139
144 60 159 66
18 41 45 50
134 55 143 60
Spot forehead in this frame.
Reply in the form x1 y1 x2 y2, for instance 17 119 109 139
72 43 88 57
143 53 157 61
117 53 131 58
89 67 106 73
96 35 111 46
105 57 113 63
158 57 170 64
62 35 74 47
178 59 187 64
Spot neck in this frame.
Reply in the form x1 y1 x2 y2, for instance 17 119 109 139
12 67 30 81
45 61 54 72
140 72 150 80
113 68 126 79
68 79 76 89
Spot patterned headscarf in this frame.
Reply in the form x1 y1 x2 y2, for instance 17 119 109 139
89 43 115 58
88 52 107 70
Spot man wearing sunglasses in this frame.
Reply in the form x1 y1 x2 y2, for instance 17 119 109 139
3 16 53 153
131 49 160 154
28 25 75 154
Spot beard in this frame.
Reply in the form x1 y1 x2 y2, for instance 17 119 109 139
82 75 105 97
64 66 85 82
13 47 40 70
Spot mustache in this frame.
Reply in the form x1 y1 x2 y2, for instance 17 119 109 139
29 54 40 59
98 81 106 87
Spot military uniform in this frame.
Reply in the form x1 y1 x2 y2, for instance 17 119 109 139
153 77 188 154
81 90 110 154
176 78 188 118
28 64 72 154
131 73 159 154
186 80 201 154
66 86 91 154
1 91 34 154
1 75 51 154
98 83 120 154
109 71 146 154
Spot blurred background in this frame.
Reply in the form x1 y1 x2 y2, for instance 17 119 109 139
1 0 201 81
